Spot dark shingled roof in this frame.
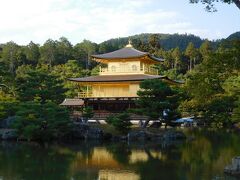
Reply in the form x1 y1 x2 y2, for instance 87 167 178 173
69 74 180 83
92 47 164 62
60 99 84 106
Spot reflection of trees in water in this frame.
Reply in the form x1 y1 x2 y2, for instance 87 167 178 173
106 143 132 165
0 132 239 180
131 145 185 180
180 130 240 180
0 142 75 180
105 142 183 180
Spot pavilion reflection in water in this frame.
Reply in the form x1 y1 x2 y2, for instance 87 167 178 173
69 146 167 180
99 169 140 180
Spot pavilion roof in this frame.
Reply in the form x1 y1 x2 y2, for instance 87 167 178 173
60 98 84 106
92 47 164 62
69 74 182 84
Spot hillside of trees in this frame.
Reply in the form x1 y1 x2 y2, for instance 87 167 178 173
226 31 240 41
0 31 239 140
99 33 204 52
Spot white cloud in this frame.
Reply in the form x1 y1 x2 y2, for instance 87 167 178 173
0 0 233 45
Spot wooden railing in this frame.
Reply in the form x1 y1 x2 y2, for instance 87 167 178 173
78 92 93 98
100 66 158 75
92 112 148 120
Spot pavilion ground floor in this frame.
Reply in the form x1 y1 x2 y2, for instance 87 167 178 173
62 97 148 121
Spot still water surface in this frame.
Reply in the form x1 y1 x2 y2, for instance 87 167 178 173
0 130 239 180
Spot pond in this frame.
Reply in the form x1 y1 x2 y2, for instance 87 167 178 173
0 130 239 180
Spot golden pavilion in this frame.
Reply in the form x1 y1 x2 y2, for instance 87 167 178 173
63 42 178 119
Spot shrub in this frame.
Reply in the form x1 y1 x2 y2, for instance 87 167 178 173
106 113 132 134
0 91 18 120
12 101 72 141
82 106 94 122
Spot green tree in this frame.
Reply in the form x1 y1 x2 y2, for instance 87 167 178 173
24 41 40 65
223 75 240 123
73 40 97 69
12 101 72 141
135 79 180 128
16 66 66 104
0 91 18 120
40 39 58 67
56 37 73 64
199 40 212 58
185 42 200 71
172 47 182 70
0 61 12 89
81 106 94 123
182 41 240 127
148 34 161 54
1 41 21 74
52 60 89 97
232 98 240 123
106 112 132 134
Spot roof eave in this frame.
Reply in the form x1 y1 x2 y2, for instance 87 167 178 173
91 54 146 60
148 55 164 62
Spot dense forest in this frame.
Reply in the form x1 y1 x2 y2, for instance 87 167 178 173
0 32 239 140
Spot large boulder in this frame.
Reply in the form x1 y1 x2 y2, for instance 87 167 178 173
71 123 103 140
128 131 151 141
224 156 240 176
0 129 18 140
149 121 162 128
0 116 16 129
163 130 186 140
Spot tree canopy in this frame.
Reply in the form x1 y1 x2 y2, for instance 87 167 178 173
134 79 181 127
190 0 240 11
16 65 66 104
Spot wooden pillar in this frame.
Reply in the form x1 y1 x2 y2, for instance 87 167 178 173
98 85 100 97
86 85 89 97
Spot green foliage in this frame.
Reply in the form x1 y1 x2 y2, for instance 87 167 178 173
182 40 240 127
73 40 98 69
135 79 181 123
13 101 72 141
57 37 73 64
227 31 240 41
82 106 94 121
199 40 213 58
185 42 201 71
231 98 240 123
0 91 18 120
223 75 240 123
163 68 184 80
223 75 240 96
52 60 89 97
99 33 204 53
106 113 132 134
205 96 234 126
1 41 21 74
24 41 40 65
148 34 161 53
40 39 58 67
16 66 66 104
0 34 239 131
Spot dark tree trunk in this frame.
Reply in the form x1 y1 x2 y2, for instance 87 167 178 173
142 119 150 128
139 120 143 127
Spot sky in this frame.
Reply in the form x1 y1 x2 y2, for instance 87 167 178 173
0 0 239 45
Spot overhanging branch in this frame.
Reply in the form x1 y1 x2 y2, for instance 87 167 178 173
233 0 240 9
